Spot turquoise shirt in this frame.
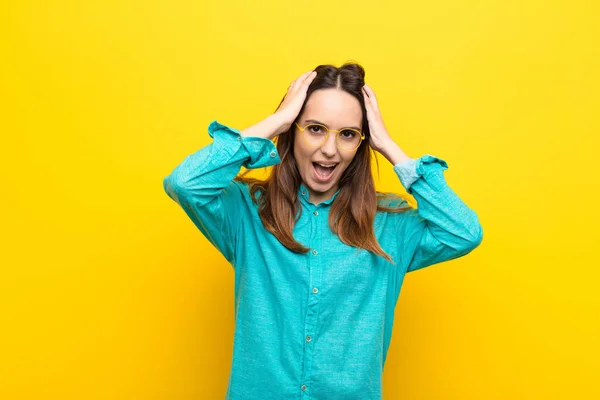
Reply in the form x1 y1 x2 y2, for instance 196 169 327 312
163 121 483 400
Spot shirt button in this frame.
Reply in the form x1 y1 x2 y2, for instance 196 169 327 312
306 335 312 342
237 136 242 141
270 150 277 157
301 190 306 196
312 287 318 294
313 211 318 216
301 385 307 391
312 249 318 255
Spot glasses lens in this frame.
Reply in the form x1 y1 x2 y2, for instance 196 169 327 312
337 129 362 151
303 124 328 146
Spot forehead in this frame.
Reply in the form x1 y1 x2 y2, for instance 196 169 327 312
301 88 362 128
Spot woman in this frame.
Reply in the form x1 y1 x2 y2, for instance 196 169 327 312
163 62 483 400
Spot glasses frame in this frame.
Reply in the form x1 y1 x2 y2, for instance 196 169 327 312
294 122 365 152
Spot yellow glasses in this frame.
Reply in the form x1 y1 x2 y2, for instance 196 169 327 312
294 122 365 152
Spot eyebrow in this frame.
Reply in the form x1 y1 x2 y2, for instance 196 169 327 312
304 119 361 131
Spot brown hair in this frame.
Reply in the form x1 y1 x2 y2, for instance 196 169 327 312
235 62 412 264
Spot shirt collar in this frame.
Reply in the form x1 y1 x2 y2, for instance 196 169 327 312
298 183 341 206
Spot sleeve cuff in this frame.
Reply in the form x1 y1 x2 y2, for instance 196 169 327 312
393 154 448 194
208 120 281 169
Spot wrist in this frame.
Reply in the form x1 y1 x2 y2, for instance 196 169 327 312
241 114 288 139
267 113 291 137
380 140 412 165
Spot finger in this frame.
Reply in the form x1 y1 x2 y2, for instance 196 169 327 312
291 70 315 91
303 70 317 81
288 73 305 91
300 69 314 79
365 85 379 114
301 71 317 89
295 70 316 92
362 87 374 114
363 84 380 113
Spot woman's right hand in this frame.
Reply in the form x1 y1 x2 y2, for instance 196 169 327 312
240 70 317 140
272 70 317 135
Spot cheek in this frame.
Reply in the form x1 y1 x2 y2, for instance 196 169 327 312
294 137 312 162
293 147 308 177
342 154 357 167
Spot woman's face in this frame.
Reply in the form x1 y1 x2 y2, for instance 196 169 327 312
293 88 363 205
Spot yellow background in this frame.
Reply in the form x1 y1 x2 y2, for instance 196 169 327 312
1 0 599 398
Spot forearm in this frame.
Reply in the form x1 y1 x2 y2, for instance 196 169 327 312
240 113 289 139
379 139 413 165
164 121 280 207
395 155 483 272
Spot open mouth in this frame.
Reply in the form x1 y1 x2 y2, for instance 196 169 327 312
312 162 338 182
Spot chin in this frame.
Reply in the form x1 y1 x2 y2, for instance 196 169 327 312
311 176 339 191
310 182 331 192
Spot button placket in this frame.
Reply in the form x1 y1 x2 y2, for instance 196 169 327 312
300 201 322 395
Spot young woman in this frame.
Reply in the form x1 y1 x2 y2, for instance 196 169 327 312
163 63 483 400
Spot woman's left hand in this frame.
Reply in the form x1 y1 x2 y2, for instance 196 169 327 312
362 84 395 153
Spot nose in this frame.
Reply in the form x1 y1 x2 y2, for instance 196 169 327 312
320 133 338 157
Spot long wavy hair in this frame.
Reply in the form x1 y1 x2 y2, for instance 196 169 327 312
234 62 412 264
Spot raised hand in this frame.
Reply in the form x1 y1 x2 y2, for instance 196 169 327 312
362 84 412 165
362 84 394 153
241 70 317 140
274 70 317 135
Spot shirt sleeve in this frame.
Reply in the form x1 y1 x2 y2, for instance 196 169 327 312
394 154 483 273
162 120 280 266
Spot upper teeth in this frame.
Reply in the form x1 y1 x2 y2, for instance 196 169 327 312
317 162 336 168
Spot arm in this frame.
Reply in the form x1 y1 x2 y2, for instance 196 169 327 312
394 155 483 273
162 120 281 265
163 70 318 266
361 84 483 272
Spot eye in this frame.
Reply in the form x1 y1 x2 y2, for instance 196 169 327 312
340 129 357 139
307 124 326 134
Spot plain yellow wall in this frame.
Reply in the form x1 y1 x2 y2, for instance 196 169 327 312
1 0 599 398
